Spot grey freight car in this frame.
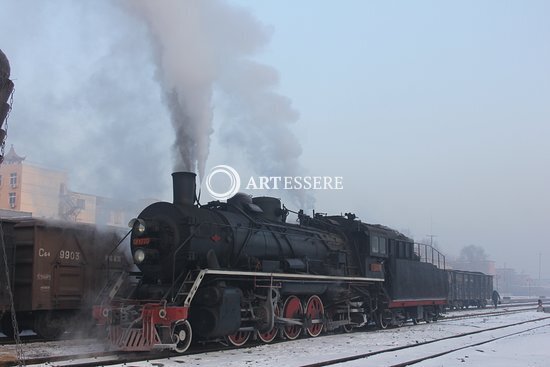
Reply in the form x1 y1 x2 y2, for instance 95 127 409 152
446 270 493 309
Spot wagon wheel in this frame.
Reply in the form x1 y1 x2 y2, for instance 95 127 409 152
283 295 303 340
342 323 354 333
227 330 251 347
394 314 405 327
424 310 433 323
329 310 353 333
34 312 65 340
304 295 324 337
432 308 440 322
172 320 193 354
376 309 392 329
1 315 15 339
257 304 280 343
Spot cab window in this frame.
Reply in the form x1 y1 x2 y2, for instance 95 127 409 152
379 237 387 254
370 236 379 254
370 235 387 256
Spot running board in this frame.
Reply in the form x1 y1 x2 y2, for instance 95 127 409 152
182 268 383 308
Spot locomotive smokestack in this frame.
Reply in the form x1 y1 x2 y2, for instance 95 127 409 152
172 172 196 207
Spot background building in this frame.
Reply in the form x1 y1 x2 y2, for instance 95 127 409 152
495 267 550 297
0 145 139 227
448 259 496 276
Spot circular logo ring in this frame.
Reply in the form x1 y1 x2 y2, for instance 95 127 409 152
205 165 241 200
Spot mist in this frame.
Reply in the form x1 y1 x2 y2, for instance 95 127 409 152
0 0 174 201
1 0 548 278
0 0 312 208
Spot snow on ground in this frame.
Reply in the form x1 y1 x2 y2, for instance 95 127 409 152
337 314 550 366
415 324 550 367
2 308 547 367
0 338 106 361
98 310 548 367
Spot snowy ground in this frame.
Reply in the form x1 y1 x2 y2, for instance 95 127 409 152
413 325 549 367
2 308 548 367
337 313 550 366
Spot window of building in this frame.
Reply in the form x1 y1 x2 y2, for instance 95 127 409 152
9 172 17 188
112 211 123 225
76 198 86 209
9 192 16 208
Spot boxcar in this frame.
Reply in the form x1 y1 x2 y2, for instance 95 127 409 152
447 270 493 309
0 218 129 339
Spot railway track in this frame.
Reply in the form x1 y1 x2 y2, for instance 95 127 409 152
439 303 539 322
2 342 229 367
0 301 538 347
0 306 541 367
0 334 43 345
297 315 550 367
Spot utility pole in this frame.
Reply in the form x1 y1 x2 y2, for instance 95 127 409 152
539 252 542 286
426 234 437 247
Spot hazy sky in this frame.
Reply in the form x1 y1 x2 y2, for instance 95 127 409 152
0 0 548 277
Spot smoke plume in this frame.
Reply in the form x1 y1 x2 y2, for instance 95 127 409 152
0 0 313 208
124 0 236 179
125 0 314 207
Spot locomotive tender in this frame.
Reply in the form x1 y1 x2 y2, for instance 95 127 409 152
94 172 448 353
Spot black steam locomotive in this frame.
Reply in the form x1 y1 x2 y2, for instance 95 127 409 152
94 172 447 353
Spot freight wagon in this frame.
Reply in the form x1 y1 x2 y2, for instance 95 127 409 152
446 269 493 309
0 218 129 339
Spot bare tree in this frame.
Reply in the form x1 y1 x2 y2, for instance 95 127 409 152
458 245 488 262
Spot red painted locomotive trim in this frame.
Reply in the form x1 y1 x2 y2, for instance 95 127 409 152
145 304 189 324
388 299 447 308
132 237 151 246
94 303 190 352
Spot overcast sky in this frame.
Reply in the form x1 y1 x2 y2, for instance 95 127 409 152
0 0 548 278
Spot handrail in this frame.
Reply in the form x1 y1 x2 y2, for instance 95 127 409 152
413 242 446 270
171 222 204 289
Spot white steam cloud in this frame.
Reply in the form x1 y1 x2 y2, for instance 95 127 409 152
0 0 313 209
125 0 314 207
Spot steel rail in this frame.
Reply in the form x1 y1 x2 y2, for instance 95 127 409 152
296 315 550 367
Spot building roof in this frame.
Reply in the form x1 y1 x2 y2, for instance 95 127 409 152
0 208 32 219
4 144 25 164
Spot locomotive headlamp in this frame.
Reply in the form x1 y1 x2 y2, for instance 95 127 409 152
128 218 146 234
134 249 146 264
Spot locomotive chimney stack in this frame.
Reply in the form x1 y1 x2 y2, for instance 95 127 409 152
172 172 196 206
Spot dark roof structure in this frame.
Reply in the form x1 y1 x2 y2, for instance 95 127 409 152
4 145 25 164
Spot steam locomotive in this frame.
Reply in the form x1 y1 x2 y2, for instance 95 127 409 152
94 172 448 353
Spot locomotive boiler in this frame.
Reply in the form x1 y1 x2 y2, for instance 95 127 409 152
131 172 360 292
94 172 447 353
